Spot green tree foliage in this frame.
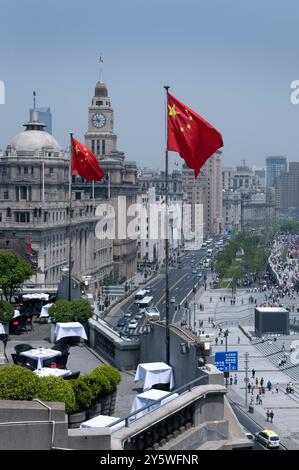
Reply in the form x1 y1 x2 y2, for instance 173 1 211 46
0 300 14 324
0 252 34 301
279 220 299 234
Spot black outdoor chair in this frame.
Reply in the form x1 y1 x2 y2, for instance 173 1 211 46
9 314 27 334
56 336 82 346
0 333 9 363
44 352 69 369
10 353 37 370
63 371 80 380
15 343 33 354
51 343 70 354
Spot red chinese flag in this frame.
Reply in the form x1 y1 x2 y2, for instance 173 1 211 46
167 93 223 177
71 137 105 181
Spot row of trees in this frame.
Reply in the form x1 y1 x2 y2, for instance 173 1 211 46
214 231 270 289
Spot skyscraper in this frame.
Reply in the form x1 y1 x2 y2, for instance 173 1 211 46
30 107 52 134
266 156 287 188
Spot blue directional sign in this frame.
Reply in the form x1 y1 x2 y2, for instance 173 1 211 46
215 351 238 371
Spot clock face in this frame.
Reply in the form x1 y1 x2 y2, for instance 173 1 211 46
92 113 106 128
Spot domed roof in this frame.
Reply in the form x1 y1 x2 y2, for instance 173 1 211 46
11 130 60 152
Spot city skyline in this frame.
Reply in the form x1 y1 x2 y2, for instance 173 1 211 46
1 0 299 170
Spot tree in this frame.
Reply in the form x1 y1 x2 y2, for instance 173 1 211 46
0 252 34 302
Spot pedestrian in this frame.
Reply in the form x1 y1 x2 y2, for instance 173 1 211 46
248 383 252 393
234 373 237 385
269 410 274 423
230 376 233 385
223 296 226 302
260 377 264 387
220 339 223 345
255 377 258 387
220 296 222 301
266 409 270 422
276 383 279 393
281 342 285 352
215 337 218 345
251 385 255 395
252 368 255 378
256 393 259 405
267 380 272 391
210 297 212 302
259 396 263 405
238 336 240 344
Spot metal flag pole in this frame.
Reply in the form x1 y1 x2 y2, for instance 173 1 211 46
68 133 73 301
164 85 170 365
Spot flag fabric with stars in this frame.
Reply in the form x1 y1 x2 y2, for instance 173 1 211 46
167 92 223 177
71 136 105 181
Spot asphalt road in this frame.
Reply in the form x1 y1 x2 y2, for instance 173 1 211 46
108 236 223 335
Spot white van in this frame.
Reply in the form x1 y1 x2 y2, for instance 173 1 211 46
144 306 160 321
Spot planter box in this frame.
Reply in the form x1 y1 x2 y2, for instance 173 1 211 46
68 410 86 429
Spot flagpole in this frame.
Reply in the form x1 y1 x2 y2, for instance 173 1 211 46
68 133 73 301
164 85 170 366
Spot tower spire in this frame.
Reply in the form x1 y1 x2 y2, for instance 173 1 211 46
99 54 103 83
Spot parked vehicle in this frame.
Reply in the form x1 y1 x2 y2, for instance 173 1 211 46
255 430 280 448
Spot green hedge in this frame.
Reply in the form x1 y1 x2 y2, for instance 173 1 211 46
0 301 14 324
36 376 76 414
71 376 94 412
93 365 121 393
50 299 92 323
0 366 39 400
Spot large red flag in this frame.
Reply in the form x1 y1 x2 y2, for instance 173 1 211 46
71 136 105 181
167 93 223 177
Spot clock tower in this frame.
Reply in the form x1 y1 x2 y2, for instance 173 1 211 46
85 81 117 160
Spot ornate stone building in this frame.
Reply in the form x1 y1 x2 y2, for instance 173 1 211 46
0 111 113 292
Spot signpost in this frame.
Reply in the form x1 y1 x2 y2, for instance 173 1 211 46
215 351 238 372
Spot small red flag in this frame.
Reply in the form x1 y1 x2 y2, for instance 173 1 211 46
167 93 223 177
71 137 105 181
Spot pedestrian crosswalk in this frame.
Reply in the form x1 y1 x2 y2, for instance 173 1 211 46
253 338 299 382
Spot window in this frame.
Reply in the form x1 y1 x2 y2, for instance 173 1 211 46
97 140 100 154
6 208 11 217
102 140 105 155
49 168 54 175
24 167 28 175
96 100 103 106
3 191 8 199
15 212 30 223
91 139 95 153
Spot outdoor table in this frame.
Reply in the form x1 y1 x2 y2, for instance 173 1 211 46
80 415 125 432
33 367 71 377
0 323 5 334
130 389 179 419
39 303 54 318
55 322 87 341
21 348 61 369
134 362 175 391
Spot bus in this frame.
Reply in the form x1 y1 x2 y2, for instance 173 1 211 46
134 289 147 304
138 296 154 309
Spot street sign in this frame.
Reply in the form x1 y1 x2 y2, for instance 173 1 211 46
244 377 250 383
215 351 238 372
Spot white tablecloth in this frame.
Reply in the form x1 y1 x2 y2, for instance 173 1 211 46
39 303 54 318
13 309 20 318
33 367 71 377
55 322 87 341
80 415 125 432
130 389 179 419
21 348 61 369
134 362 175 391
0 323 5 334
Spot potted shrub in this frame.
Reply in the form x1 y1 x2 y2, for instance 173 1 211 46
0 301 14 334
36 376 76 415
0 365 39 400
69 376 94 427
93 365 121 415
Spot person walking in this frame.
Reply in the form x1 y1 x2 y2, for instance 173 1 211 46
259 395 263 405
234 373 237 385
252 368 256 378
267 380 272 391
215 337 218 345
256 393 259 405
266 409 270 422
248 383 252 394
276 383 279 393
260 377 264 387
229 376 233 385
269 410 274 423
255 377 258 387
281 342 285 352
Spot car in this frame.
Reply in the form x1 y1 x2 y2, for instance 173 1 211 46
135 312 144 320
124 310 133 318
170 296 176 303
144 287 151 294
241 426 254 441
255 430 280 448
117 318 127 328
127 319 139 329
197 272 203 278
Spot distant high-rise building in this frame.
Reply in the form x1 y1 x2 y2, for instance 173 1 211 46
266 156 287 188
288 162 299 209
30 107 52 134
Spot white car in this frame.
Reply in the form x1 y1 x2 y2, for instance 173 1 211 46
127 319 138 329
255 430 280 448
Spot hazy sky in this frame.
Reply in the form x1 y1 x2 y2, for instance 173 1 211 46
1 0 299 171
